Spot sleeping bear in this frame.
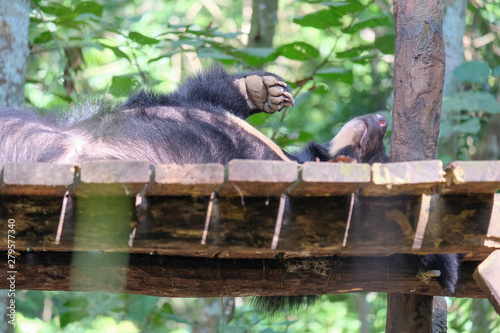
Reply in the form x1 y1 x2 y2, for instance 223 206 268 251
0 66 459 313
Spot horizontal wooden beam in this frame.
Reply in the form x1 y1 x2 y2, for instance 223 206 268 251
0 161 499 256
0 250 485 299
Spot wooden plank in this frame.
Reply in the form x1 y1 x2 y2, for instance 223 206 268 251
0 251 485 298
442 161 500 194
343 195 422 254
0 196 66 249
75 160 151 196
0 163 74 196
289 162 370 196
218 160 298 197
147 164 225 196
473 250 500 314
361 160 445 196
416 193 496 253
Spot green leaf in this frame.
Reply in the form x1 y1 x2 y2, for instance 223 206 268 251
492 66 500 77
453 61 490 83
63 297 89 308
33 31 53 44
316 67 353 83
109 75 138 97
442 91 500 114
277 42 319 60
453 118 481 134
104 45 129 60
237 48 276 58
60 310 89 328
374 34 395 54
293 9 343 29
348 15 393 33
321 1 365 14
128 32 160 45
336 45 371 58
75 2 104 17
197 48 238 60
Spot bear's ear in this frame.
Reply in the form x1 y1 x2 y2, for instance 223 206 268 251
294 141 331 162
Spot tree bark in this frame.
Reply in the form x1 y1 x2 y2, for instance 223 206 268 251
390 0 446 162
0 0 30 107
247 0 278 48
388 1 446 332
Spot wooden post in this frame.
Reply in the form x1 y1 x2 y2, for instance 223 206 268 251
388 0 446 332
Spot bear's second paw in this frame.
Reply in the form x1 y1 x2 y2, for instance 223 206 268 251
235 74 294 113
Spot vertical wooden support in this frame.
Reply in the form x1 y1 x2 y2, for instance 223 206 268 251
388 0 446 332
386 294 433 332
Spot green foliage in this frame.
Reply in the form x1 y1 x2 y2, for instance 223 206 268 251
19 0 500 331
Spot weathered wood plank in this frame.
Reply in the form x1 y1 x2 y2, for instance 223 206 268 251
147 164 224 196
416 193 497 253
218 160 297 197
289 162 370 196
0 163 74 196
442 161 500 194
343 195 422 254
0 251 485 298
75 160 151 197
473 250 500 314
361 160 445 196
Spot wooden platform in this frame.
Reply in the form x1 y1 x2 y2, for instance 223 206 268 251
0 160 499 301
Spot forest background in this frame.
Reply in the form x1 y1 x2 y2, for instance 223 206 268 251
1 0 500 332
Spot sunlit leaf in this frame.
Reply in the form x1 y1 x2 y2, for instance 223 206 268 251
277 42 319 60
453 61 490 83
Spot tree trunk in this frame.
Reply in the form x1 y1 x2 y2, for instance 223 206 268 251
390 0 446 162
0 0 30 107
388 1 446 332
247 0 278 48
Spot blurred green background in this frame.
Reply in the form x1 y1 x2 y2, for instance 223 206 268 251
7 0 500 331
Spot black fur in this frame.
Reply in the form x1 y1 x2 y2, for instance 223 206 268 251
0 66 460 314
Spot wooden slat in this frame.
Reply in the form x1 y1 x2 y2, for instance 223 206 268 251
441 161 500 194
289 162 370 196
75 160 151 196
0 251 485 298
473 250 500 314
416 193 498 253
485 193 500 248
147 164 224 196
0 163 74 196
218 160 298 197
361 160 445 196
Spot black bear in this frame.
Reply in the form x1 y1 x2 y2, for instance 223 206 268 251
0 66 459 313
0 66 388 167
